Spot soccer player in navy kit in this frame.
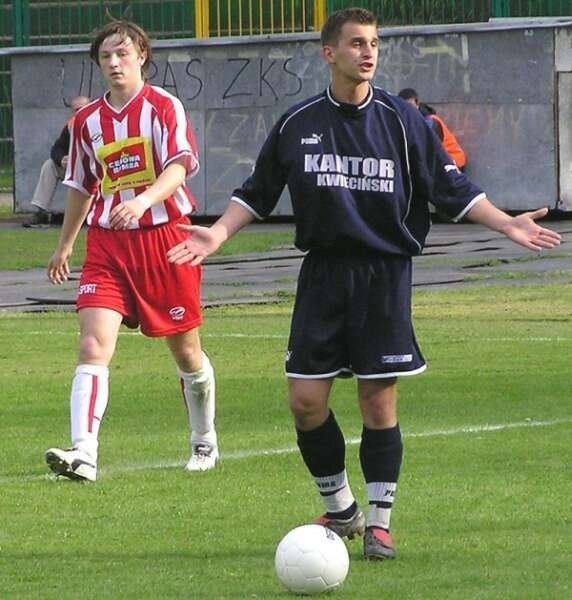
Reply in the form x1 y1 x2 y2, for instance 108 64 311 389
167 8 561 560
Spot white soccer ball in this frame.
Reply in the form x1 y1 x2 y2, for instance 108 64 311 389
274 524 349 595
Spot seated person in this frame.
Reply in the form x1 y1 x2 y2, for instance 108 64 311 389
23 96 91 227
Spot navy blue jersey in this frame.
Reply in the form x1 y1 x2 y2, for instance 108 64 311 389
232 85 485 256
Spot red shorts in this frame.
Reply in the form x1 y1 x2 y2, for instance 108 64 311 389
77 218 202 337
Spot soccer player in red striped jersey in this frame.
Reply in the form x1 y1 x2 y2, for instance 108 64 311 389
45 21 218 481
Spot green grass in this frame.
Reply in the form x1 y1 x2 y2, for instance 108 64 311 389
0 228 294 270
0 204 15 219
0 228 88 271
0 166 12 191
215 230 294 257
1 285 571 598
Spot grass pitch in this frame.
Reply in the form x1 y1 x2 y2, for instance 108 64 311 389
0 227 294 270
1 285 571 599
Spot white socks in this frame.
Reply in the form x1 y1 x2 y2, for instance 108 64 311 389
314 469 356 515
69 355 216 465
366 481 397 530
70 364 109 462
178 352 217 447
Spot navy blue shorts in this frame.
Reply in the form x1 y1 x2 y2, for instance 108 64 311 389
285 251 426 379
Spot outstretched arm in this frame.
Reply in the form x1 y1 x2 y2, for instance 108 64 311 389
167 201 256 266
466 198 561 251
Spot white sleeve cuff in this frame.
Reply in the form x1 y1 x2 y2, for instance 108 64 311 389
452 193 487 222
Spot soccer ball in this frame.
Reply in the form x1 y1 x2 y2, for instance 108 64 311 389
274 524 349 595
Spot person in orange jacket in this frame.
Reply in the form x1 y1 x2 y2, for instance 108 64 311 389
398 88 467 171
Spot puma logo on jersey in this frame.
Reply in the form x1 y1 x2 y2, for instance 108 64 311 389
301 133 323 145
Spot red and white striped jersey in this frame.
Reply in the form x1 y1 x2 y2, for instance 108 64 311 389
64 84 199 229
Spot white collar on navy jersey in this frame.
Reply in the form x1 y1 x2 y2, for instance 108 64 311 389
326 84 374 112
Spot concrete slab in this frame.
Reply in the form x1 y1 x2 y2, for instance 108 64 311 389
0 192 14 207
1 221 571 314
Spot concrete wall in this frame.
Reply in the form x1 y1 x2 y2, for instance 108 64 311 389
556 27 572 210
5 19 572 215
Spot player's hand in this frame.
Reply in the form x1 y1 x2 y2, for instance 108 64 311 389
61 156 68 168
167 224 222 266
109 198 148 230
47 247 72 285
501 208 561 251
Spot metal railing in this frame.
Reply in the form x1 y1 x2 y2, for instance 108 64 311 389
199 0 326 37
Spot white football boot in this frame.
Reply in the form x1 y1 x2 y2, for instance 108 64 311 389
185 443 219 472
45 447 97 482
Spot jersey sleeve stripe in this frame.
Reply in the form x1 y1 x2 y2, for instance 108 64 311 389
231 196 264 220
279 96 325 135
452 193 486 222
62 179 92 198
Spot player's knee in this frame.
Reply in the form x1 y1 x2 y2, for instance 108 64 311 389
78 333 113 363
170 346 203 373
289 395 327 428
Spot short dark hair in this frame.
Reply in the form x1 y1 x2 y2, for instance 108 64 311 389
398 88 418 102
90 21 152 74
321 7 378 46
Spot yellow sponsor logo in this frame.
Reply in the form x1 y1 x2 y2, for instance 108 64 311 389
97 137 156 195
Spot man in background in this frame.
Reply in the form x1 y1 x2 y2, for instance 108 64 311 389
398 87 467 171
22 95 91 227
